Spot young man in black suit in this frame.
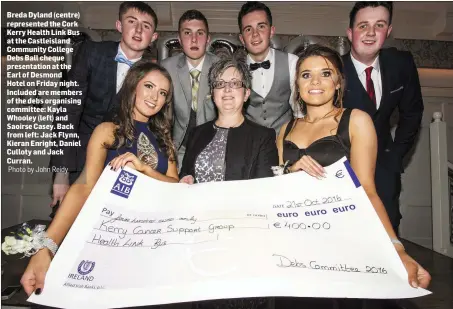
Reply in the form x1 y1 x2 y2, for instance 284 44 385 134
342 2 424 231
50 2 159 207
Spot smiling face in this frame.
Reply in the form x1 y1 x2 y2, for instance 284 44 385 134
212 67 251 115
297 56 341 108
239 10 275 60
179 19 210 64
133 70 170 122
116 8 158 57
347 6 392 65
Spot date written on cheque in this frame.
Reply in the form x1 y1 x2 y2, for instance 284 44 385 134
273 196 344 208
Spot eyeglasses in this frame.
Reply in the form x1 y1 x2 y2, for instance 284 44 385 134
212 80 245 89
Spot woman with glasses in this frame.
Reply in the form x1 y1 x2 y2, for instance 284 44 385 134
179 50 276 309
179 50 278 184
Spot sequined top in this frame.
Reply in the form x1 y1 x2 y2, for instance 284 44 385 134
104 121 168 174
194 125 228 183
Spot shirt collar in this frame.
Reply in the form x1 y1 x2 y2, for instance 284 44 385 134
118 45 142 63
350 53 380 75
247 48 274 65
187 55 206 72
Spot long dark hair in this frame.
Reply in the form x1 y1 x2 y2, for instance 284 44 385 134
112 61 175 160
294 44 346 120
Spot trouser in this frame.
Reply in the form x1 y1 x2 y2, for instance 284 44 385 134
374 163 402 233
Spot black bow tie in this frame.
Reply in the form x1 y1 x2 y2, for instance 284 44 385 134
249 60 271 71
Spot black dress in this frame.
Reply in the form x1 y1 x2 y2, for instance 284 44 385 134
282 109 352 167
279 108 369 309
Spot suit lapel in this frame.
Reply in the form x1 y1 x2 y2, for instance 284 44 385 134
343 53 377 116
177 54 192 110
378 51 390 111
105 42 120 109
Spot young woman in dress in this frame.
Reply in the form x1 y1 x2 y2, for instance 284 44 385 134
21 61 179 296
277 44 430 289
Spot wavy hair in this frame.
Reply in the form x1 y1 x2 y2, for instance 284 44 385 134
112 61 175 161
294 44 345 121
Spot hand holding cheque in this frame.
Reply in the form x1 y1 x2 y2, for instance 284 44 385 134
25 158 430 308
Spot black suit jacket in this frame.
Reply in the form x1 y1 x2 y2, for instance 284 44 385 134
342 48 424 173
180 118 278 181
50 40 120 172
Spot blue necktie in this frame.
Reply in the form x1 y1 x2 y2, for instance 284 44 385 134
114 52 133 67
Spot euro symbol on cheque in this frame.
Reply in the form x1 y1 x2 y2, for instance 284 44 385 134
335 170 344 178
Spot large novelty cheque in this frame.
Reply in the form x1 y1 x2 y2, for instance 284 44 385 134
29 158 430 308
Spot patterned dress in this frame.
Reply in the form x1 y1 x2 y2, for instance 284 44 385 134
104 121 168 175
194 125 228 183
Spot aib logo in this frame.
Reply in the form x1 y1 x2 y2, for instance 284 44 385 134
78 260 95 275
111 170 137 198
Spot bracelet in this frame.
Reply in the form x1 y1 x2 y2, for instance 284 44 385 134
25 231 59 257
283 161 292 174
391 238 405 250
41 234 59 256
271 161 292 176
1 224 59 258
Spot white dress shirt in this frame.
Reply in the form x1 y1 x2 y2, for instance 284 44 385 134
350 53 383 109
116 45 141 93
247 48 300 117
